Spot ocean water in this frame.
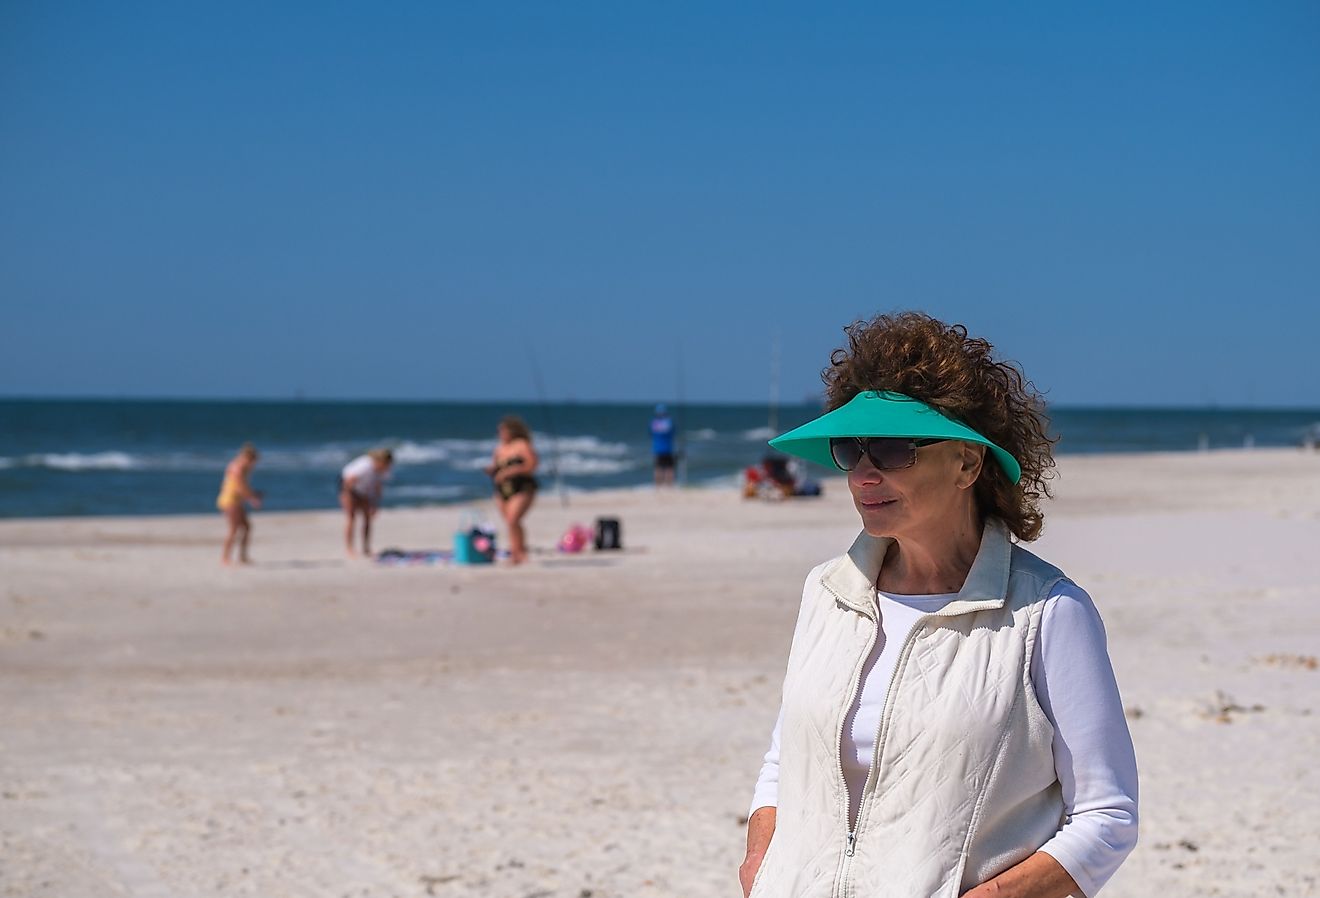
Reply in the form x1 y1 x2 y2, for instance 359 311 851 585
1 399 1317 518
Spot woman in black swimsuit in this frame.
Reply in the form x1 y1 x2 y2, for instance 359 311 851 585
486 415 539 564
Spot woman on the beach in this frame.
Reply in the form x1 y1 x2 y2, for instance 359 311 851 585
486 416 538 564
339 448 393 557
217 443 262 565
741 313 1137 898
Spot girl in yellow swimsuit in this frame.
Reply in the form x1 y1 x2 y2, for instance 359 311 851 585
217 443 262 564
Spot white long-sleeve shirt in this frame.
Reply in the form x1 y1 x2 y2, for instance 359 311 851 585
341 455 389 498
751 580 1138 897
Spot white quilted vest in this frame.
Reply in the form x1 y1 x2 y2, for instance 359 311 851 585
750 518 1076 898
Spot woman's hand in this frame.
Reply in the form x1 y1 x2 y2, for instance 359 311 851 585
740 807 777 897
960 851 1079 898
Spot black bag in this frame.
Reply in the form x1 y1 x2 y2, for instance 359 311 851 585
594 517 622 551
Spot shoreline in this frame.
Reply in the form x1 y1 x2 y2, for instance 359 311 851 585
0 445 1315 524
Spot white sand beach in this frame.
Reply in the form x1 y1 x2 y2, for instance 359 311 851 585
2 450 1319 898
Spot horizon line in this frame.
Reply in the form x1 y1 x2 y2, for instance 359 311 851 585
2 393 1318 414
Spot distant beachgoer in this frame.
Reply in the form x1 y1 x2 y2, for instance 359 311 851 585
217 443 262 565
339 448 393 557
650 403 677 487
485 416 538 564
742 455 791 499
741 312 1137 898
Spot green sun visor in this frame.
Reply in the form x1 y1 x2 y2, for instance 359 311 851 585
768 390 1022 484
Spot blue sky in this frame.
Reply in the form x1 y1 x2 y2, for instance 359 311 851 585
2 2 1317 406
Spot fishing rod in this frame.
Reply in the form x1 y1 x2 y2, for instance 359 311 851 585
675 339 688 488
526 343 568 507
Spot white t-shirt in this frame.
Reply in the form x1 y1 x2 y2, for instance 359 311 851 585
341 455 387 497
750 580 1138 898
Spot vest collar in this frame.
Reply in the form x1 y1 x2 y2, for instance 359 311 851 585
820 517 1013 618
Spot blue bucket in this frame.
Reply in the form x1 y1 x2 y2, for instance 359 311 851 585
454 522 496 565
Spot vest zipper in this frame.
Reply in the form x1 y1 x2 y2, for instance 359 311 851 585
821 583 877 898
838 602 983 896
847 614 930 860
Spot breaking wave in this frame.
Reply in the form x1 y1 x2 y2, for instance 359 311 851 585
12 451 142 471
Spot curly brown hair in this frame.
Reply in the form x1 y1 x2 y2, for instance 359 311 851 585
822 311 1056 541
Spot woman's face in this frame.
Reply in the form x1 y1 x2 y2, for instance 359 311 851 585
847 439 984 540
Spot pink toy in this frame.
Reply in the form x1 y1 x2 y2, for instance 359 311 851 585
557 524 592 553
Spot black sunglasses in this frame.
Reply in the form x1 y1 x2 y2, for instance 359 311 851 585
828 437 946 472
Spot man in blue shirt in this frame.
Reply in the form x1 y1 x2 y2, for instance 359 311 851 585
650 403 677 487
